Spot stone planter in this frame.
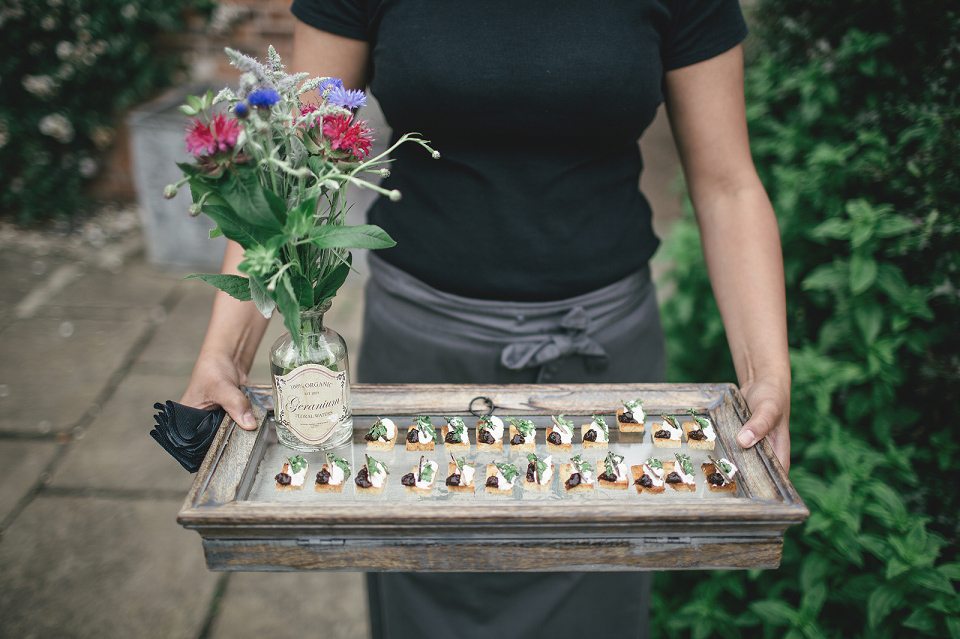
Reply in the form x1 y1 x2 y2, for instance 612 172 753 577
127 83 227 269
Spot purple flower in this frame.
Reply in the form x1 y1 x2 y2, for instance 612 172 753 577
326 85 367 110
318 77 344 96
247 88 281 108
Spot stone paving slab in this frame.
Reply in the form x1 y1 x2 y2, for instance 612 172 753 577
210 572 369 639
0 246 71 323
47 374 196 493
132 279 216 378
0 496 218 639
0 317 152 434
0 440 60 523
42 258 178 310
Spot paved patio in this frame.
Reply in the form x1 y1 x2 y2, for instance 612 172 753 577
0 105 682 639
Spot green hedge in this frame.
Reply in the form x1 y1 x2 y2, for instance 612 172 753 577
653 0 959 636
0 0 212 224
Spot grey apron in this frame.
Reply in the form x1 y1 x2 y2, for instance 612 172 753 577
357 254 665 639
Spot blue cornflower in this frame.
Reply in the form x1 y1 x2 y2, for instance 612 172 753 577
234 102 249 119
318 77 344 96
326 85 367 110
247 88 282 108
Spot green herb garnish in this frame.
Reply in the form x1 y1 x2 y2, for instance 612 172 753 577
507 417 536 437
288 455 308 474
418 458 436 483
592 415 608 439
451 454 465 472
645 458 663 470
604 452 625 478
329 455 351 479
525 453 548 482
552 414 573 435
675 453 693 475
494 461 519 483
694 415 713 433
445 416 466 441
662 414 681 430
367 418 388 441
623 398 643 414
717 458 733 475
415 415 436 441
571 454 593 475
366 455 386 476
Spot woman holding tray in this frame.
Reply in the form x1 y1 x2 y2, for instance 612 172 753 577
181 0 791 636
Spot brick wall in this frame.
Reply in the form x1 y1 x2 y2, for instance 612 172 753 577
87 1 298 202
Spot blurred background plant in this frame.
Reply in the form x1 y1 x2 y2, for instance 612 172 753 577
654 0 960 636
0 0 214 224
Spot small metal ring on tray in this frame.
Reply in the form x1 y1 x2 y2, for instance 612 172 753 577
469 396 496 417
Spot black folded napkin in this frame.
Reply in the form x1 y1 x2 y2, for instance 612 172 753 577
150 401 225 473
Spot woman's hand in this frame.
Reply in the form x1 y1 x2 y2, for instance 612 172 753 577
738 378 791 473
180 349 259 431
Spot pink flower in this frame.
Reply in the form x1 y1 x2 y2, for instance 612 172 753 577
186 114 241 157
322 115 373 159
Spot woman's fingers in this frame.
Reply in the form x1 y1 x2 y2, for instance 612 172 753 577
180 356 259 431
737 386 791 473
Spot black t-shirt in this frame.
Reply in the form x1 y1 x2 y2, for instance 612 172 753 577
291 0 747 301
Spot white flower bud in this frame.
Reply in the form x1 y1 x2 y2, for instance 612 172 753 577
188 203 202 216
431 150 441 160
389 189 402 202
163 184 178 199
379 169 390 178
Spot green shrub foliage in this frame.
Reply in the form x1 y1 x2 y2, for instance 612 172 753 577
0 0 211 223
654 1 960 636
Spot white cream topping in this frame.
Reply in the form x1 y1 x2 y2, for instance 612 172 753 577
484 416 504 441
459 463 475 487
615 462 630 481
494 468 515 489
415 461 438 489
380 418 396 441
588 420 609 442
580 469 594 484
287 463 307 487
522 430 535 444
699 419 717 442
717 458 738 481
417 426 434 444
328 463 344 486
659 420 682 440
623 401 644 422
537 456 554 485
370 465 388 488
642 463 664 487
552 425 573 444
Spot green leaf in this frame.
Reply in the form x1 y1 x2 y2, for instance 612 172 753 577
910 569 956 596
308 224 397 250
313 255 352 304
810 218 852 241
940 563 960 581
855 303 883 345
200 203 273 250
277 273 302 347
749 600 801 626
876 215 915 237
289 274 314 308
262 188 289 227
184 274 252 301
947 616 960 639
800 552 832 593
220 170 281 230
867 584 902 628
800 582 827 617
249 277 276 319
903 607 936 633
209 226 224 239
886 557 912 580
850 254 878 295
802 263 847 291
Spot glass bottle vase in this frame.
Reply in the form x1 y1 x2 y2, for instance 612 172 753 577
269 302 353 451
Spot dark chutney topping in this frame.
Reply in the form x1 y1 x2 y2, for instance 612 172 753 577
618 411 638 424
315 468 331 485
598 471 618 483
478 429 496 445
636 474 653 488
654 429 671 439
446 473 461 486
547 431 563 445
444 430 461 444
275 472 291 486
510 433 525 446
485 475 500 488
565 472 582 490
665 471 683 484
688 429 707 441
525 462 537 483
707 472 726 486
583 428 598 442
355 466 373 488
400 472 417 487
406 429 420 444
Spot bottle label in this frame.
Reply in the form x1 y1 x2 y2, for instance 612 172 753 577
274 364 349 445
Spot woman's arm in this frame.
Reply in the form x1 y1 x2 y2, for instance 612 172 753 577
180 22 370 429
664 44 792 471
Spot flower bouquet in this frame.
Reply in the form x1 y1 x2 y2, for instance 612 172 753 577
167 46 437 450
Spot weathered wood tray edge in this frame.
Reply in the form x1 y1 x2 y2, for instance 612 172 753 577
178 383 808 572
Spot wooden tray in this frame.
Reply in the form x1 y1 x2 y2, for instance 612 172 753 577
178 383 807 572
